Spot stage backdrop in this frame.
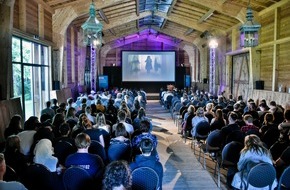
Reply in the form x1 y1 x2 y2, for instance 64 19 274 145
103 66 188 92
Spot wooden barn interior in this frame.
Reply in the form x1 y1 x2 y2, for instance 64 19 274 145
1 0 290 189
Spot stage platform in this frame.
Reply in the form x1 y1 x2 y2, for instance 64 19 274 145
147 93 160 100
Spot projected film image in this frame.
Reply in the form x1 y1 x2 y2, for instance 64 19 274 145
122 51 175 82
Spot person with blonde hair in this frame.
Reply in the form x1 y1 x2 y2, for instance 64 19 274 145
231 134 277 189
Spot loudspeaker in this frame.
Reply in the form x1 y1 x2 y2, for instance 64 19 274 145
256 80 264 90
52 81 60 90
203 78 208 84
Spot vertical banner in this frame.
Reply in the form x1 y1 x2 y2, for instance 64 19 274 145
91 46 96 91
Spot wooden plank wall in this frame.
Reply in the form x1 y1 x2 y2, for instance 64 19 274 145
103 39 188 67
0 98 23 143
13 0 53 42
259 2 290 91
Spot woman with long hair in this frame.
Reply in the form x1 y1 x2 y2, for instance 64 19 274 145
231 134 277 189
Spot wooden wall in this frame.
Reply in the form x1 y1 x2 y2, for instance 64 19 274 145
13 0 53 41
258 2 290 91
103 38 189 67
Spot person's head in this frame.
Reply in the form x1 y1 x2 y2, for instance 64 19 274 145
40 113 52 123
243 114 253 124
0 153 6 177
137 107 146 119
67 98 74 105
96 112 107 125
51 98 58 106
24 116 40 130
5 135 21 152
284 109 290 121
241 134 268 155
117 110 126 121
8 114 22 130
75 133 91 149
233 103 240 110
140 120 150 133
228 112 238 123
59 123 71 136
81 103 87 111
52 113 65 127
34 139 54 160
206 103 213 112
103 160 132 190
264 113 274 125
269 101 277 109
66 107 76 118
115 123 127 137
259 102 267 111
46 101 51 108
188 105 195 114
196 107 205 117
139 138 153 156
215 109 223 119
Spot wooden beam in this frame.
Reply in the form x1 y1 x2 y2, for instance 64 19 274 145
185 0 244 21
160 19 167 29
19 0 26 32
108 29 116 36
38 4 44 38
33 0 54 13
167 0 177 16
104 11 151 30
184 28 195 36
155 11 218 34
52 0 121 10
99 9 109 24
198 9 214 23
256 37 290 49
135 0 139 16
136 19 139 29
258 0 290 16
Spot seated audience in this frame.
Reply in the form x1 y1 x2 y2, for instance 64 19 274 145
0 153 28 190
102 160 132 190
130 138 163 190
231 134 277 190
65 133 104 179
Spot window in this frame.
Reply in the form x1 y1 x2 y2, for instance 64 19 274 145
12 36 51 119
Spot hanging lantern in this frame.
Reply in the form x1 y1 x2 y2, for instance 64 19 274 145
240 6 261 47
81 1 103 49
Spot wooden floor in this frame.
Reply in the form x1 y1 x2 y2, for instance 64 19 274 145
147 100 229 190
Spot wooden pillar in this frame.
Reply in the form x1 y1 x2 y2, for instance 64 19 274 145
0 0 15 100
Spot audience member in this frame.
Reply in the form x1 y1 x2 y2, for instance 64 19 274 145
231 134 277 189
130 138 163 190
65 133 104 179
4 114 23 139
240 114 259 134
0 153 28 190
132 120 159 161
191 107 209 138
41 101 55 119
3 135 28 178
33 139 58 172
103 160 132 190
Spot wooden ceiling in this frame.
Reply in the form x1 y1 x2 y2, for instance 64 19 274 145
43 0 281 45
